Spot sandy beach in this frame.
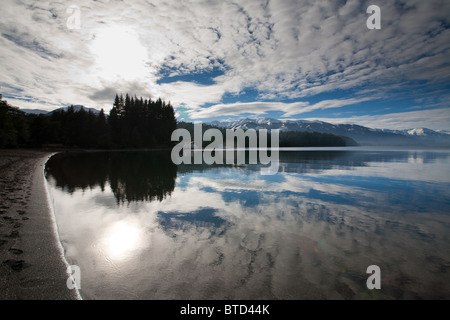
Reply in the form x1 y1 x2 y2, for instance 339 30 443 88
0 149 79 300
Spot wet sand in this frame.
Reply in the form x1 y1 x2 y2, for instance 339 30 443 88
0 149 79 300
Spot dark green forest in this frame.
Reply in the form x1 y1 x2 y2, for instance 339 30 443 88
0 98 29 148
0 94 177 149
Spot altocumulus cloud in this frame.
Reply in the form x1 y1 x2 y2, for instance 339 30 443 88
190 97 372 119
0 0 449 129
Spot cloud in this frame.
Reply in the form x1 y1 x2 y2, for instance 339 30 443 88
189 101 306 119
303 107 450 131
1 28 63 60
88 86 119 103
0 0 448 127
189 97 373 119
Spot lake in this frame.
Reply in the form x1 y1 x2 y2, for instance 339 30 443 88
44 147 450 299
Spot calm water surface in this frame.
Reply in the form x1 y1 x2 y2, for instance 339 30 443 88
45 148 450 299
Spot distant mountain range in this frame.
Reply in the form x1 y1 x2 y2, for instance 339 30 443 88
20 106 449 146
206 118 450 147
20 108 49 115
21 105 100 115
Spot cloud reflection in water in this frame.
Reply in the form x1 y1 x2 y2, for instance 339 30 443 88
45 149 450 299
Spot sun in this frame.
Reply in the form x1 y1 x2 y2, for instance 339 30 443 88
90 25 148 81
104 220 141 259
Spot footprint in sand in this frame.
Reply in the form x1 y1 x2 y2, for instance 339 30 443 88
8 230 19 238
9 248 23 255
2 259 27 271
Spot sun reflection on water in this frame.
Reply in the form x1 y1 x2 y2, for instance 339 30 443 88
45 149 450 299
104 220 141 259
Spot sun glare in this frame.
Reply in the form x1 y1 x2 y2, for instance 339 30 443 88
105 220 141 259
90 26 148 81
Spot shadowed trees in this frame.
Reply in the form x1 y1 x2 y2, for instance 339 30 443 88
0 98 29 148
109 94 177 148
45 151 177 204
1 94 352 150
0 94 177 149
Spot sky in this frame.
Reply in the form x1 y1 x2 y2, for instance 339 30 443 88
0 0 449 130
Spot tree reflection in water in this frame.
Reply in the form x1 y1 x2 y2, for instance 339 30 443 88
45 151 177 204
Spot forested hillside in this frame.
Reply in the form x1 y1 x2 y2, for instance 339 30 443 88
0 94 177 149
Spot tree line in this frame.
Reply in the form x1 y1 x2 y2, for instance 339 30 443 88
0 98 29 148
0 94 177 149
1 94 355 149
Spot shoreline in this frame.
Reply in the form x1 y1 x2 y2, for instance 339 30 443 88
0 149 79 300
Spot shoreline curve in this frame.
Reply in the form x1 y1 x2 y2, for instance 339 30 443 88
0 150 79 300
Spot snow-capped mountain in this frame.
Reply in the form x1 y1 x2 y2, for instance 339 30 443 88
20 108 49 115
206 118 450 146
21 105 101 115
405 128 444 137
381 127 446 137
50 105 101 114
